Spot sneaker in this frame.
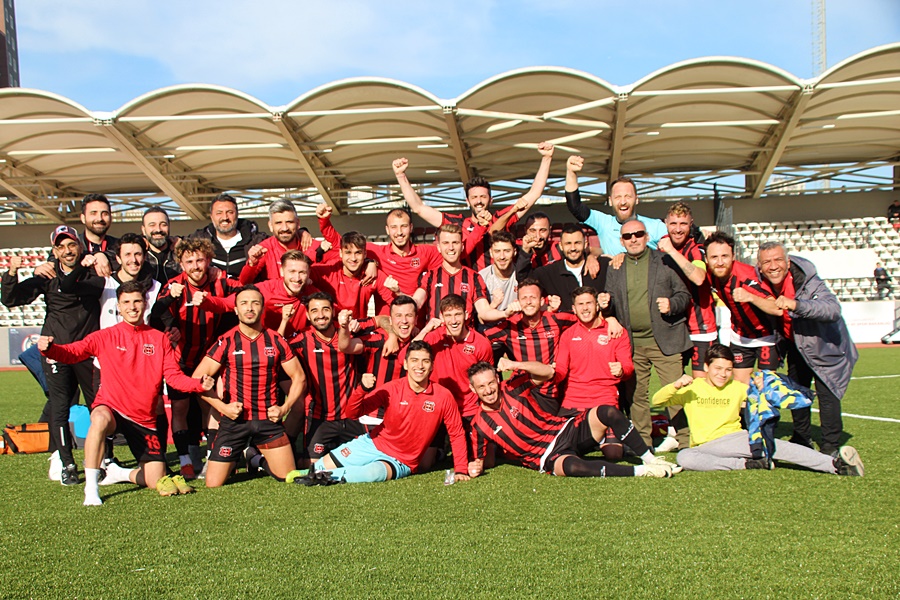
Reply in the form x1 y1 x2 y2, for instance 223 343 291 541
286 469 309 484
244 447 261 475
639 463 676 478
656 436 679 453
171 474 195 494
834 446 864 477
745 457 774 470
48 451 63 481
61 464 80 486
819 444 838 457
156 475 179 497
180 463 196 480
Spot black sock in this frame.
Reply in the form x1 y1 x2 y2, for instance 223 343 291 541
594 406 649 456
173 430 189 456
560 456 635 478
155 413 169 448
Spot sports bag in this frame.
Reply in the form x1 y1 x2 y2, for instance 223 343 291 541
1 423 51 454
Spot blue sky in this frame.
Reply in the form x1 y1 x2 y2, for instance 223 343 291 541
14 0 900 111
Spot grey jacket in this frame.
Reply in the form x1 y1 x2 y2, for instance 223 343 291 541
605 249 692 356
774 255 858 398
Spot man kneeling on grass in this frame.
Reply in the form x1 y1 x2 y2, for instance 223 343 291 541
467 358 680 478
652 343 864 476
38 281 215 506
291 341 471 485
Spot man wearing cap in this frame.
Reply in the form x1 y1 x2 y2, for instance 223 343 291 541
2 225 104 485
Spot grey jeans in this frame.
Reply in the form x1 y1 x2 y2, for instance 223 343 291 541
676 431 835 473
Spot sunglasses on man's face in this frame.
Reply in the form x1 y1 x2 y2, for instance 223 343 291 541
621 230 647 241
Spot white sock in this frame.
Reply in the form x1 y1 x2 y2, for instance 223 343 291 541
667 426 676 438
634 465 646 476
100 461 133 485
84 468 102 505
641 450 655 463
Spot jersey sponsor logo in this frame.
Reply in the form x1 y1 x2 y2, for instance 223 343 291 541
516 335 527 340
116 346 127 352
572 337 582 341
463 344 475 355
410 258 420 268
340 447 352 457
422 401 435 413
219 446 233 458
493 425 503 435
313 443 325 455
460 283 470 293
232 350 246 355
597 335 609 346
142 344 155 355
264 346 276 357
434 283 443 288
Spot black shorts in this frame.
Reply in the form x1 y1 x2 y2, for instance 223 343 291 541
545 413 594 471
684 341 712 372
112 410 165 463
731 343 778 370
209 418 288 462
306 418 367 459
429 416 477 462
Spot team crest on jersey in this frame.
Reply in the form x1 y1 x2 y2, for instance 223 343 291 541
313 443 325 455
544 331 555 339
422 401 435 413
410 258 420 268
463 344 475 355
142 344 155 355
264 346 276 357
509 405 520 418
460 283 470 293
341 447 352 457
219 446 232 458
597 335 609 346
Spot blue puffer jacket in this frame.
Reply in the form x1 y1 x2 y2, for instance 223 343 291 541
781 255 859 398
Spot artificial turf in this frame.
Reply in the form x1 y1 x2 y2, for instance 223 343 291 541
0 348 897 599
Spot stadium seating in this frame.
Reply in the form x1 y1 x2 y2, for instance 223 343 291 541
732 217 898 301
0 247 50 328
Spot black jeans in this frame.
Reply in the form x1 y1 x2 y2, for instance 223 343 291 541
42 355 96 466
786 342 843 451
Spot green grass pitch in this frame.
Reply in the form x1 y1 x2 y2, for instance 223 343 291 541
0 348 897 599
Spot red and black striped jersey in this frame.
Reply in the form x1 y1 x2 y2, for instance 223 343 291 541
423 325 492 417
471 373 581 472
355 319 411 388
417 265 488 322
709 260 775 339
484 311 577 398
524 241 565 268
442 204 518 272
291 329 359 421
155 271 242 369
207 326 294 421
677 238 717 337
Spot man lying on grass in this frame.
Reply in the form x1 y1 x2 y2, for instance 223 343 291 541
38 281 215 506
652 343 864 476
466 358 680 478
291 341 471 485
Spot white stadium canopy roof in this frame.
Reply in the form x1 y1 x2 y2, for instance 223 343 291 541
0 43 898 224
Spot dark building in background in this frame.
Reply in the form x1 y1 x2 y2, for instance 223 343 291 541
1 0 19 88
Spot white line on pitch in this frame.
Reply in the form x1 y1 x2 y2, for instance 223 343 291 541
811 408 900 423
850 374 900 380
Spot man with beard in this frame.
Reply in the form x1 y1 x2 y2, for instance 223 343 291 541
34 194 119 279
483 279 577 414
413 224 513 324
300 341 470 485
468 360 679 479
605 219 692 450
151 238 242 479
192 193 268 278
393 142 555 271
38 281 215 505
291 293 365 465
515 223 610 313
191 285 306 487
704 231 780 385
755 242 858 455
2 225 103 485
240 200 340 284
565 156 667 255
479 231 518 311
141 207 181 284
520 212 563 267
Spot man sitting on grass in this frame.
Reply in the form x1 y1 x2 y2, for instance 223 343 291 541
652 343 864 476
38 281 215 506
467 358 680 478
